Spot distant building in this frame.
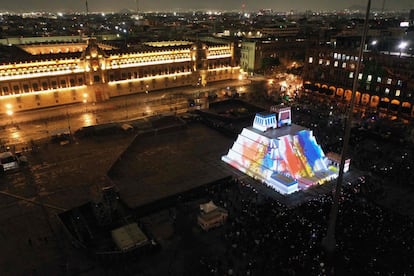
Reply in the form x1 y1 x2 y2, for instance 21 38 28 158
303 46 414 118
260 25 300 37
240 39 308 74
0 38 239 114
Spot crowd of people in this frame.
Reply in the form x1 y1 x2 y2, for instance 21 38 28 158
191 177 414 275
179 96 414 275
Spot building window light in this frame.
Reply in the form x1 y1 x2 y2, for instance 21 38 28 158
395 90 400 97
308 57 313 63
334 61 338 67
342 62 346 68
387 78 392 85
377 77 382 83
385 88 390 95
349 72 354 78
358 73 363 80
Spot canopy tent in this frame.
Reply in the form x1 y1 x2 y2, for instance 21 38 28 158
200 201 218 213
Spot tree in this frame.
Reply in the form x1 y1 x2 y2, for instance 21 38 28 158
261 57 280 74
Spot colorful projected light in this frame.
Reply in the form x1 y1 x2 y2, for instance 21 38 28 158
222 105 338 194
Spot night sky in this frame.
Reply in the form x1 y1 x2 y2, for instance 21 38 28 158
0 0 412 13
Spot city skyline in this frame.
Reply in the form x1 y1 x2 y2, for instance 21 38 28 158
0 0 413 13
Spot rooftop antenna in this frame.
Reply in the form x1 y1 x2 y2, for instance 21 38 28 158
135 0 139 14
381 0 385 13
84 0 90 37
322 0 371 271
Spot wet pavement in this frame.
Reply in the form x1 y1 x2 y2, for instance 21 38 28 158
0 134 135 275
0 79 252 148
1 80 413 275
109 123 234 208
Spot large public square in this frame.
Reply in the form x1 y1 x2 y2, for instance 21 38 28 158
0 80 414 275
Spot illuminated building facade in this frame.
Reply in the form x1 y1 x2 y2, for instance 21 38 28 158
0 39 239 114
302 47 414 118
240 39 308 74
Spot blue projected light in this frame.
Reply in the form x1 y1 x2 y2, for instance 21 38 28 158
298 130 324 169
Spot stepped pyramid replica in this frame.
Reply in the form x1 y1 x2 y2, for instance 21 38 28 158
222 105 338 195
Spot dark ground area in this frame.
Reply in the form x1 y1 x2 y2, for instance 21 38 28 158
1 97 414 275
108 122 232 209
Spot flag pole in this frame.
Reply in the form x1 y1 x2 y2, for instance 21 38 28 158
322 0 371 266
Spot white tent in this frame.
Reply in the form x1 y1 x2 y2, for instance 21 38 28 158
200 201 218 214
111 223 149 252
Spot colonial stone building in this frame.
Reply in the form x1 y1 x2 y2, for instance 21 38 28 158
240 39 308 74
0 38 239 114
302 47 414 118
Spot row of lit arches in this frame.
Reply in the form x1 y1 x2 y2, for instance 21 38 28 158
304 81 414 116
112 52 191 66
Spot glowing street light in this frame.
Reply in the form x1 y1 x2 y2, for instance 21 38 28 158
398 41 408 50
82 93 88 112
370 40 378 52
5 104 14 125
5 104 13 115
398 41 408 57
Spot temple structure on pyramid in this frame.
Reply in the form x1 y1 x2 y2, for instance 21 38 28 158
222 105 342 195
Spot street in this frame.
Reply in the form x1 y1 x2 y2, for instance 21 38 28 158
0 79 253 149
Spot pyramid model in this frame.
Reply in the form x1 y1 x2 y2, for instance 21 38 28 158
221 106 338 194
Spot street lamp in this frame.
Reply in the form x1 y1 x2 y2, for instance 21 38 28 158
65 105 72 137
125 96 129 119
5 104 13 125
82 93 88 112
6 109 13 116
398 41 408 57
322 0 371 268
370 40 378 52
